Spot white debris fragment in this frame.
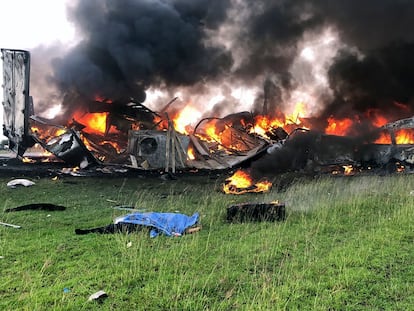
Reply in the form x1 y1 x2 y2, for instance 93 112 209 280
88 290 108 301
6 179 35 188
0 222 21 229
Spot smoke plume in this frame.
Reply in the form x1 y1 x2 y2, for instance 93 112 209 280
51 0 232 104
39 0 414 125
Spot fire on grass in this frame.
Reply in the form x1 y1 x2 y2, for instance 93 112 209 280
222 169 272 194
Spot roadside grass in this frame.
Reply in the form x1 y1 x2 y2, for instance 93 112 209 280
0 173 413 310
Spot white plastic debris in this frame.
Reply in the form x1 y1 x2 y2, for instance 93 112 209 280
88 290 108 301
6 179 35 188
0 221 21 229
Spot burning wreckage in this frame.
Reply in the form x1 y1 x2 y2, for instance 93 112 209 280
1 49 268 173
3 48 414 189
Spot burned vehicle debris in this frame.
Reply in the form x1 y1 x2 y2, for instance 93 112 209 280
3 48 414 180
1 49 269 174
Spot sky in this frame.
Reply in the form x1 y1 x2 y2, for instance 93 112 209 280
0 0 74 49
0 0 75 139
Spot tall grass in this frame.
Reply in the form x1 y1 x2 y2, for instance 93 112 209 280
0 173 413 310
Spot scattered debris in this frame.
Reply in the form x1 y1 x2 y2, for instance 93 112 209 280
0 221 22 229
6 178 35 188
5 203 66 212
227 201 286 222
88 290 108 302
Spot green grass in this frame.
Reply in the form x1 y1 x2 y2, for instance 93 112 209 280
0 173 413 310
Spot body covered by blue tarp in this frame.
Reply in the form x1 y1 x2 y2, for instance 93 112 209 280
114 212 199 237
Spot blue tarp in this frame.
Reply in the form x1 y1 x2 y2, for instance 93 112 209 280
114 212 199 237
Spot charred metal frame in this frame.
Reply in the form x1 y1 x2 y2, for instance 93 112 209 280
1 49 35 155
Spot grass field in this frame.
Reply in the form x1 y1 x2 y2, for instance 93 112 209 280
1 172 413 310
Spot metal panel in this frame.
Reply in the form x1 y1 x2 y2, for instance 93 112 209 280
128 130 190 169
1 49 34 155
29 116 97 168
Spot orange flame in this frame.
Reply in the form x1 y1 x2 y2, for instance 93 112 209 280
325 116 353 136
343 165 354 175
223 169 272 194
31 126 67 140
187 145 196 160
173 106 201 134
394 130 414 144
204 119 222 142
100 140 124 153
375 129 414 144
251 115 284 138
22 157 36 163
286 102 306 124
72 111 109 134
396 162 405 173
251 103 307 137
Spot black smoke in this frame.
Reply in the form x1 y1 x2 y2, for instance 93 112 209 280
324 42 414 122
237 0 414 121
307 0 414 121
51 0 233 104
46 0 414 122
